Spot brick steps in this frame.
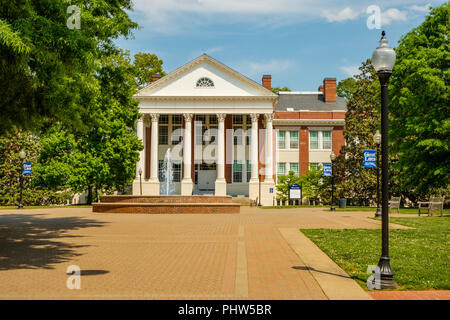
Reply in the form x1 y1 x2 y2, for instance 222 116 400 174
93 196 240 214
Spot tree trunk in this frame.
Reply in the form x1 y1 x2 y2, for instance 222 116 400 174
87 186 93 205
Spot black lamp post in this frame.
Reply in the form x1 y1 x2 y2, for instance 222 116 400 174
371 31 396 289
330 151 336 211
18 150 26 209
139 167 143 195
373 130 381 218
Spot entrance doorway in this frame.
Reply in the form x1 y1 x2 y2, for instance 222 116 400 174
194 163 216 195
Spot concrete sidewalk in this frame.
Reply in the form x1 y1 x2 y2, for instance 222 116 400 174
0 207 407 299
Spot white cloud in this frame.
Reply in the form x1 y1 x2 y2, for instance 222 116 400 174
409 4 432 12
322 7 360 22
233 59 296 78
381 8 408 25
340 65 360 77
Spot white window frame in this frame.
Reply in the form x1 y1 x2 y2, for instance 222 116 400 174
309 130 332 150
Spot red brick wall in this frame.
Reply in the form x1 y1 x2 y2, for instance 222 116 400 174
145 126 151 179
332 126 345 156
299 126 309 175
225 114 232 183
274 111 345 120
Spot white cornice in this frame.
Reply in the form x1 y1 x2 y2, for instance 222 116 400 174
135 95 277 102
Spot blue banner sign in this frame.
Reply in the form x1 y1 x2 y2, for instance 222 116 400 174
23 162 32 175
323 163 332 177
364 150 377 168
289 184 302 199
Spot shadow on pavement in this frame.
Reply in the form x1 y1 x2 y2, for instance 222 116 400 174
0 213 107 271
292 266 351 279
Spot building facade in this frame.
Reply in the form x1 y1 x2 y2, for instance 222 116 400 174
132 54 346 206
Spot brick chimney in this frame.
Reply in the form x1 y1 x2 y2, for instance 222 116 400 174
318 85 324 93
262 75 272 90
323 78 336 102
152 73 161 82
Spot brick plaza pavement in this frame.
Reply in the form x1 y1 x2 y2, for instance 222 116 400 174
0 207 411 300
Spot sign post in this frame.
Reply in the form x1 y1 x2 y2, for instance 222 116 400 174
288 184 302 205
323 163 332 177
364 150 377 168
23 162 32 175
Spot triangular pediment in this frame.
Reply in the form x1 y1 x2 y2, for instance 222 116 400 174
135 54 277 98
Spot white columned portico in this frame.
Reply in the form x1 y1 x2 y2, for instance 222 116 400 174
248 113 259 201
215 113 227 196
259 113 275 206
147 113 160 195
181 113 193 195
136 117 145 179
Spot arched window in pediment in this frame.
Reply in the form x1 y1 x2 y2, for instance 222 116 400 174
196 77 214 88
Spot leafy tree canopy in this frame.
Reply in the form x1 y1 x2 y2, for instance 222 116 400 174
389 3 450 196
272 86 291 94
133 52 166 89
337 77 357 100
0 0 138 134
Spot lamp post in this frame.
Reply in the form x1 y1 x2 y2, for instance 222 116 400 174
373 130 381 218
330 151 336 211
371 30 396 289
138 168 143 195
18 150 26 209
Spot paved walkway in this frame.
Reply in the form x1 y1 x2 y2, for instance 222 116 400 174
0 207 409 300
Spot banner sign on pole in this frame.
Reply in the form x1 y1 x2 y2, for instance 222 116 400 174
289 184 302 200
23 162 32 175
364 150 377 168
323 163 332 177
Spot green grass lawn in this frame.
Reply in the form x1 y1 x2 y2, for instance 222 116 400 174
262 204 449 215
301 217 450 290
0 205 92 210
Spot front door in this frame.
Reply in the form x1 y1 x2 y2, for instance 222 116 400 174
195 163 216 195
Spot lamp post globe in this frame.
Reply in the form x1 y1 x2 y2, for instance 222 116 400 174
330 151 336 211
372 31 396 289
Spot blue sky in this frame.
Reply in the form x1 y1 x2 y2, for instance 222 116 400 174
116 0 445 91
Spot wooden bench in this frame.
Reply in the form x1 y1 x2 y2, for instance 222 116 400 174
418 196 445 216
389 196 401 213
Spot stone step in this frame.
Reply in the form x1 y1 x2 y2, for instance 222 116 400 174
92 202 240 214
100 195 233 204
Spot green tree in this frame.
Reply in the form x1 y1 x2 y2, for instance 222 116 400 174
133 52 166 89
299 167 330 204
276 171 301 201
389 3 450 198
0 0 138 134
333 60 380 206
271 86 291 94
337 77 356 100
35 52 143 204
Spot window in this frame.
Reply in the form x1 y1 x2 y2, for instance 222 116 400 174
233 160 243 183
172 115 182 125
277 162 286 176
290 131 299 149
196 77 214 87
171 125 182 144
323 131 332 149
309 163 320 170
246 160 251 183
159 126 168 145
159 115 169 124
290 163 299 176
172 161 181 182
309 130 332 150
233 126 243 145
309 131 319 150
278 131 286 149
232 115 243 125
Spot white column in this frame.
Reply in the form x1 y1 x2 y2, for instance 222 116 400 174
181 113 193 195
250 113 259 182
183 113 193 180
215 113 227 196
150 114 159 181
264 113 274 182
217 113 226 180
136 116 144 178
